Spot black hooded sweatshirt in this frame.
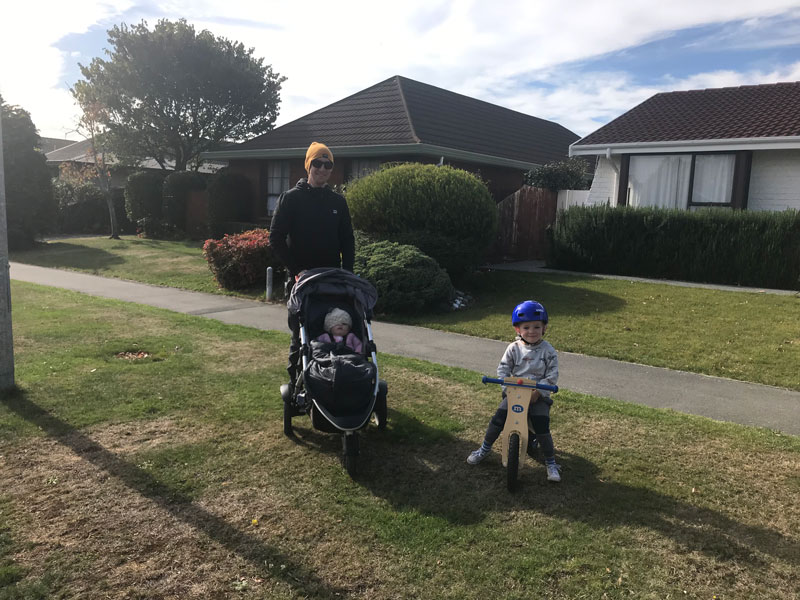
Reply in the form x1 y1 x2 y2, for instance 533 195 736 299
269 179 355 277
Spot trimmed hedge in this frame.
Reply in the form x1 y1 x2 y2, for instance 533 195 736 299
354 240 454 313
207 170 253 235
125 171 165 223
163 171 206 231
549 205 800 290
203 228 283 290
347 164 497 277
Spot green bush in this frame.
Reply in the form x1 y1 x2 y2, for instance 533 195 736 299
549 205 800 290
525 157 590 191
355 240 454 313
203 228 283 290
207 170 253 235
55 181 108 234
125 171 165 223
163 171 206 231
346 164 497 277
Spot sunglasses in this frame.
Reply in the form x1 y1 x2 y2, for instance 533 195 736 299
311 159 334 170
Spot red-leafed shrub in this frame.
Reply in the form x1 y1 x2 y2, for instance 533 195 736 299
203 229 284 289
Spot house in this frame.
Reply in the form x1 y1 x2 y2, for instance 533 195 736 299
38 137 79 154
202 75 579 224
570 81 800 212
46 139 223 188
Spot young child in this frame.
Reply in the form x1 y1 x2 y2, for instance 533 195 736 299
467 300 561 482
316 308 363 354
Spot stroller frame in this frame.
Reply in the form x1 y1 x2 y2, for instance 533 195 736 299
281 268 387 477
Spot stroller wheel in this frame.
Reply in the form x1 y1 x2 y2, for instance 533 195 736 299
281 384 293 437
283 401 293 436
372 380 388 430
342 432 359 477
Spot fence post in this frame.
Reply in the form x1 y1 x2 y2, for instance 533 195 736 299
266 267 273 301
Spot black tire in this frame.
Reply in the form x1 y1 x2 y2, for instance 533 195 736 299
507 433 520 492
283 400 293 437
373 390 388 431
342 433 359 478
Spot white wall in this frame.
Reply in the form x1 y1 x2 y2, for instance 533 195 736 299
748 149 800 211
557 189 591 211
586 156 619 206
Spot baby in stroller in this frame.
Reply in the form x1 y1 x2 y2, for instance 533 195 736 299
316 308 363 354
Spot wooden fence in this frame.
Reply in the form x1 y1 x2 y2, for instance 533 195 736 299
493 186 558 261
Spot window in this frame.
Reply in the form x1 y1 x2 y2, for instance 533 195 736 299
267 160 289 215
626 153 735 209
348 158 381 181
628 155 691 209
690 154 735 205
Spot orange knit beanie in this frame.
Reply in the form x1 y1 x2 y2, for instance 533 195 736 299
305 142 334 172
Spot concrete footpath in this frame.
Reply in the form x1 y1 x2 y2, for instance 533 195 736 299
10 262 800 436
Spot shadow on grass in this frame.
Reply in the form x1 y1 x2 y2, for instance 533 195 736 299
301 407 798 568
390 270 627 326
1 388 346 599
11 242 125 271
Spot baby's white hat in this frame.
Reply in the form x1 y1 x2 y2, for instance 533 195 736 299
324 308 352 332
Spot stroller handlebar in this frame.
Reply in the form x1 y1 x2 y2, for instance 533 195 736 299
481 376 558 393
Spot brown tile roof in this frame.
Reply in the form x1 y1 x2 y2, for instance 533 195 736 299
575 81 800 146
236 76 578 165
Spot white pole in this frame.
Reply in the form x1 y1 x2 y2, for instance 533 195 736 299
266 266 273 301
0 110 16 390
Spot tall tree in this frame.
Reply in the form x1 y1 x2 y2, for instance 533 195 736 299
74 19 286 172
0 94 56 249
69 85 119 238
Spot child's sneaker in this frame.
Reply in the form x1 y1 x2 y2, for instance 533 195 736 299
467 447 489 465
546 463 561 482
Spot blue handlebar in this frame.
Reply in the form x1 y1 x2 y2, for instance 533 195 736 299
482 376 558 393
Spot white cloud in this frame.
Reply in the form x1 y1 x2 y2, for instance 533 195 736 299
3 0 800 138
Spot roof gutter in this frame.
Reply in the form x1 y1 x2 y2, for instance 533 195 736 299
570 135 800 156
202 143 541 171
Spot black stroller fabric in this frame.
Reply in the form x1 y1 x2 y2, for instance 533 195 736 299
305 341 376 416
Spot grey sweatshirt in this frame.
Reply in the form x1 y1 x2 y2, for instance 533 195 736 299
497 338 559 403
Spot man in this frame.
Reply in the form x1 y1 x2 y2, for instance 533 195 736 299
269 141 356 383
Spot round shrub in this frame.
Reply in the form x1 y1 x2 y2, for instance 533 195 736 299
355 240 454 314
203 228 283 290
125 171 165 223
347 164 497 276
163 171 206 231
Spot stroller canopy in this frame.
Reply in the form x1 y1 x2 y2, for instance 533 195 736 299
288 268 378 317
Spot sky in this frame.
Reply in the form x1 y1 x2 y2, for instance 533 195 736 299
3 0 800 142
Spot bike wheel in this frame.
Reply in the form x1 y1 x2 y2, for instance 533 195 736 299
507 433 520 492
342 433 359 478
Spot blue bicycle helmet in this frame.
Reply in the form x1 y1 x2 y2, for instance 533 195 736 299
512 300 548 325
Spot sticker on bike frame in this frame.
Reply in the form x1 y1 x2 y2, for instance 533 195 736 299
511 404 524 413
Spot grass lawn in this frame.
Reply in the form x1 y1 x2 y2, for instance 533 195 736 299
11 236 800 390
11 235 266 300
1 282 798 599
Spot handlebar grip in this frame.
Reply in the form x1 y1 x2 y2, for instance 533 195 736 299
481 376 558 393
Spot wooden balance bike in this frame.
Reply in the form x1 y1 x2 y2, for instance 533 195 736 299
481 376 559 492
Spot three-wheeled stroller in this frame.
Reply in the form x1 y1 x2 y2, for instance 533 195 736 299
281 268 387 476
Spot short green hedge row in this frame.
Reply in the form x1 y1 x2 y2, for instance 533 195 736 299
549 205 800 290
